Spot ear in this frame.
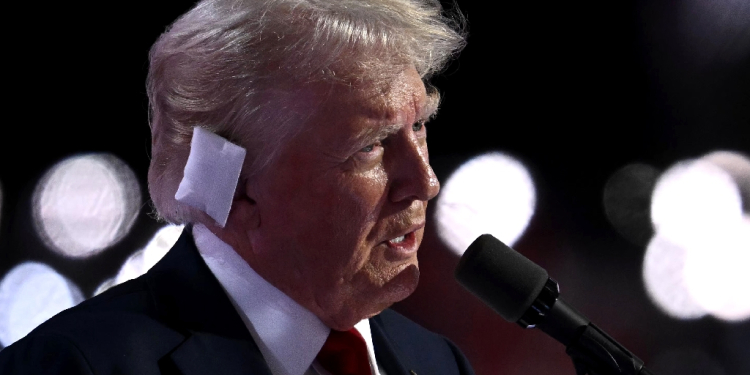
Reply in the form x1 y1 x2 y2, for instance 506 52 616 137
231 179 261 228
205 179 261 254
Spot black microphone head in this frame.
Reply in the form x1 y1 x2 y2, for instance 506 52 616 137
455 234 549 323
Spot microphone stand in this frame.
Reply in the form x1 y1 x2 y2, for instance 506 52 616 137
519 279 653 375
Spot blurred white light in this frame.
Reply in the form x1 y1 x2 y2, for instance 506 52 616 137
93 277 116 297
651 159 742 246
703 150 750 210
96 224 184 296
435 152 536 255
0 262 84 347
684 218 750 321
141 224 184 270
646 155 750 322
32 153 141 258
642 235 707 320
114 249 148 287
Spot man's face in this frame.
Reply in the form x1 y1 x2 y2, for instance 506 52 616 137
249 67 440 329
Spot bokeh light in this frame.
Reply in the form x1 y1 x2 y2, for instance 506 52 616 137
93 277 116 297
683 218 750 321
32 153 141 258
703 150 750 212
0 262 84 347
435 152 536 255
603 163 660 247
642 235 707 320
115 224 183 285
645 153 750 321
95 224 184 295
650 159 742 246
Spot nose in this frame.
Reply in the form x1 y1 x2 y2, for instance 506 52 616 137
388 135 441 203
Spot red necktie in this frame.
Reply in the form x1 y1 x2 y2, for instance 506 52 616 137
316 328 373 375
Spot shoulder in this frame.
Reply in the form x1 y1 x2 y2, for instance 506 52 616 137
0 276 183 375
0 331 94 375
371 309 475 375
17 275 168 343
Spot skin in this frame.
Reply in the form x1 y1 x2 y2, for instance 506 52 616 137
210 66 440 330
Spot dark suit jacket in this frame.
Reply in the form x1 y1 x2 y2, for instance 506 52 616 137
0 228 475 375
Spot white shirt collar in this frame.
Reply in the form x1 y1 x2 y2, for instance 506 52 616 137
192 224 382 375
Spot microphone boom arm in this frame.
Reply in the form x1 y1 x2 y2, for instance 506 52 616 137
518 277 650 375
455 234 655 375
543 298 651 375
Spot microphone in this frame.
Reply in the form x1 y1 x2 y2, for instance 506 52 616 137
455 234 654 375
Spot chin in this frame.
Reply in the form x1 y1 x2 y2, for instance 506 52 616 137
324 263 421 329
379 262 420 306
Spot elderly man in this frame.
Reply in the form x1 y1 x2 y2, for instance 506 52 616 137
0 0 471 374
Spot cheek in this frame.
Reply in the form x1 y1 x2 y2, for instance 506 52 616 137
318 171 389 273
271 163 390 277
332 170 389 237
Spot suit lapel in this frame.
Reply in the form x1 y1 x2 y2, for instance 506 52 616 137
370 315 411 375
145 226 273 375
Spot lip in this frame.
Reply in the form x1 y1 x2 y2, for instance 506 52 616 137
383 222 425 255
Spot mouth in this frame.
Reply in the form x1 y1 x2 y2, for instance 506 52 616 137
383 222 425 255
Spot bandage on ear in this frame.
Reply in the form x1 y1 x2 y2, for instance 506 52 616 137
175 127 246 227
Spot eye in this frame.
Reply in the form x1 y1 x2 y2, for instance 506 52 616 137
412 120 426 132
351 140 384 167
359 141 381 153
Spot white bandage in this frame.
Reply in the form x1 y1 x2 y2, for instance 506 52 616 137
175 127 246 227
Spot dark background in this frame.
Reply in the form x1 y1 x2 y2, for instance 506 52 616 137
1 1 749 374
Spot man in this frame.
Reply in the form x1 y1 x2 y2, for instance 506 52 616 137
0 0 471 374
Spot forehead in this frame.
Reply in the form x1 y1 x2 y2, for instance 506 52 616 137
303 68 435 138
341 68 432 119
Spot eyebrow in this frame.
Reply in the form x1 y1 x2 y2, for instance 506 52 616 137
335 89 440 159
355 123 403 146
354 91 440 141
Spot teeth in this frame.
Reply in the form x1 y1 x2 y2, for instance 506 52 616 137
391 235 406 243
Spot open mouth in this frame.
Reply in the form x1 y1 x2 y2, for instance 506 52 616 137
390 235 406 243
382 221 425 255
385 230 419 253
